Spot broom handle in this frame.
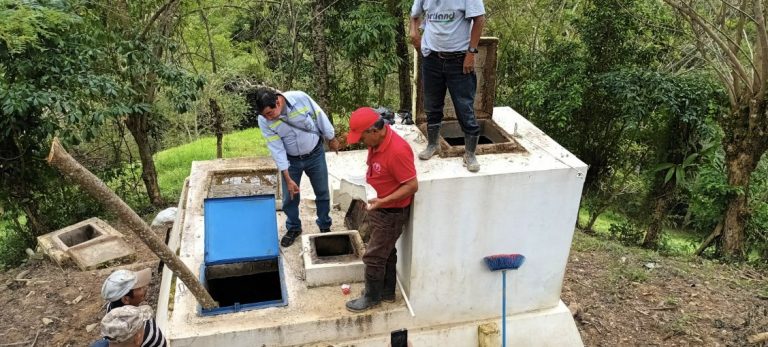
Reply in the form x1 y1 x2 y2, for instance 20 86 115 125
502 269 507 347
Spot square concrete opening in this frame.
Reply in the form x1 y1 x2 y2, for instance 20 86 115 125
203 259 285 313
315 235 354 257
309 233 362 265
38 218 135 270
440 119 509 146
207 169 281 202
429 118 525 157
302 231 366 287
58 225 104 247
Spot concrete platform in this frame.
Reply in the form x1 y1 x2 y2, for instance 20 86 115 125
36 217 134 270
156 107 586 346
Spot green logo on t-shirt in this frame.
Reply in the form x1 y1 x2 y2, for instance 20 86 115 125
426 11 455 23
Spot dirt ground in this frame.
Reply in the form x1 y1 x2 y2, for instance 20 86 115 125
1 224 767 346
562 233 768 347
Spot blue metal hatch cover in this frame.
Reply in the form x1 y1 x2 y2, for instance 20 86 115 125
203 195 279 265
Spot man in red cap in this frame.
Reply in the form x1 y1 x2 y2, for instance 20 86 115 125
345 107 419 312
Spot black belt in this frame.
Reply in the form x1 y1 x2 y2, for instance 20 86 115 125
287 139 322 160
381 205 411 213
433 51 466 59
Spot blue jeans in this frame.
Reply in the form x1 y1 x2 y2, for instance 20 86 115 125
422 52 480 136
282 145 332 231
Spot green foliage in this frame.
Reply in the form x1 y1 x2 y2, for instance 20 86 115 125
0 212 31 267
658 233 698 257
0 0 123 243
157 76 248 147
609 221 645 247
154 128 269 200
340 3 399 80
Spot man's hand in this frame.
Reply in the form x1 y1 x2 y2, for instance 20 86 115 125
410 32 421 50
463 53 475 74
367 198 384 211
286 178 300 200
328 138 340 154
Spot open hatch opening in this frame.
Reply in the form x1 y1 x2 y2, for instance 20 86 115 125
58 225 103 247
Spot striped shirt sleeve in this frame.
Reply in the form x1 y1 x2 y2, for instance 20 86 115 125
258 115 290 171
141 319 167 347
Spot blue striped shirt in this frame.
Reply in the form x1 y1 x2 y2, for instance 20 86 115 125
258 91 335 171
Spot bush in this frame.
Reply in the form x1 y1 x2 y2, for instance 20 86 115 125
0 212 33 268
609 221 644 246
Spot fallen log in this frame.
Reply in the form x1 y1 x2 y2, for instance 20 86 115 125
47 138 217 309
748 332 768 344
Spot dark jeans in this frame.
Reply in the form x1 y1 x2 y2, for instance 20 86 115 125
363 206 411 281
422 52 480 136
282 144 332 231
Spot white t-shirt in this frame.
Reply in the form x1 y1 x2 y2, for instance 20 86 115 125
411 0 486 56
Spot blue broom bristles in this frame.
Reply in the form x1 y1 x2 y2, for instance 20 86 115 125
483 254 525 271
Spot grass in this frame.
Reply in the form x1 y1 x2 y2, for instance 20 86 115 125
577 208 703 256
154 128 270 201
577 208 629 236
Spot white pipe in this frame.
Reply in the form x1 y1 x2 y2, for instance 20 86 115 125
397 275 415 317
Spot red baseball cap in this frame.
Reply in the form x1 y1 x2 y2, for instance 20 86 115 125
347 107 380 144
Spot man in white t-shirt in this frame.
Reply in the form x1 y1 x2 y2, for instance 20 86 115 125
409 0 485 172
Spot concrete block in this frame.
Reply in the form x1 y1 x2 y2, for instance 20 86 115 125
36 217 135 270
301 230 365 287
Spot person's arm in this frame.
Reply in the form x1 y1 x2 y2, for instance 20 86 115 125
368 178 419 210
463 15 485 74
259 117 299 198
409 16 422 50
409 0 423 50
304 92 340 153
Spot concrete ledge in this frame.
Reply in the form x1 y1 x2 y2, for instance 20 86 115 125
323 301 582 347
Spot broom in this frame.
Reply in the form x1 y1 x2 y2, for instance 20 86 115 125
483 254 525 347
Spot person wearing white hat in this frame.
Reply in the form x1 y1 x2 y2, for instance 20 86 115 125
101 269 166 347
90 305 154 347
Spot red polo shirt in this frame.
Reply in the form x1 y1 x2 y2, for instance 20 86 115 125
366 125 417 208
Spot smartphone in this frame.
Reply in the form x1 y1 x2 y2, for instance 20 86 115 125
391 328 408 347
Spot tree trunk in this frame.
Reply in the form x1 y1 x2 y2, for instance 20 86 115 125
389 0 412 113
719 100 767 259
721 151 756 258
695 220 722 256
312 0 331 121
125 115 164 207
353 59 366 106
643 190 672 248
285 0 300 89
211 99 223 159
378 77 386 106
47 138 218 309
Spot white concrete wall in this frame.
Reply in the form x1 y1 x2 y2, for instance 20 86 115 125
402 165 584 324
397 107 586 325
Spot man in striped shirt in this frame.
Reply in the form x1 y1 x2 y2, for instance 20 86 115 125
253 86 340 247
101 269 166 347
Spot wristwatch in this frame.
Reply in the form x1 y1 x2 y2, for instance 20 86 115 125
467 47 478 54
